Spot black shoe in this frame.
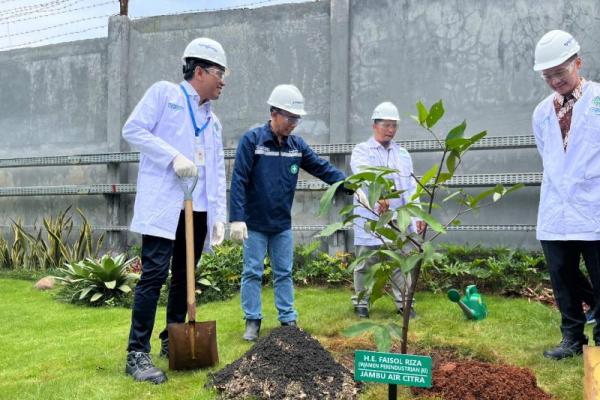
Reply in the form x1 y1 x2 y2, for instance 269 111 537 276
243 319 261 341
281 320 297 326
159 336 169 358
355 306 369 318
125 351 167 384
543 336 588 360
398 307 417 319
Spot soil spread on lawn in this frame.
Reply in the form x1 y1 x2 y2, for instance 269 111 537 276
411 360 553 400
207 326 360 399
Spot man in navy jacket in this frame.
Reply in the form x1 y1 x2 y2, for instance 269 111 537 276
229 84 354 340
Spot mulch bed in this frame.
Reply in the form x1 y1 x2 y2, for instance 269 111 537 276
207 326 360 399
324 337 553 400
411 360 553 400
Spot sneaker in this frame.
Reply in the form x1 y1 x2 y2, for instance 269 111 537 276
125 351 167 384
281 320 297 327
398 307 417 319
243 319 261 341
586 311 596 325
159 336 169 358
543 336 588 360
355 306 369 319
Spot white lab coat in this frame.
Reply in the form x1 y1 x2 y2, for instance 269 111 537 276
532 81 600 240
122 80 227 242
351 137 417 246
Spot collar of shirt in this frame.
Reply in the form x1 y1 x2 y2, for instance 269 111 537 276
554 77 586 106
265 121 290 146
180 80 212 112
367 136 395 150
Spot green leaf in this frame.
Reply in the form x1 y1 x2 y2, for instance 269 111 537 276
395 209 413 233
317 222 345 238
90 292 103 302
367 183 383 209
318 180 344 216
416 101 428 125
406 205 446 233
426 100 444 128
386 322 403 340
469 130 487 143
342 321 379 337
79 286 94 300
418 164 439 188
104 280 116 289
198 278 212 286
374 227 398 241
445 120 467 145
339 204 356 216
442 190 462 203
446 152 457 174
504 183 525 195
374 326 392 352
400 253 422 274
117 284 131 293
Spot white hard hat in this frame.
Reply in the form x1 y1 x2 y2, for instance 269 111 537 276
267 84 307 116
371 102 400 121
533 30 580 71
182 37 227 69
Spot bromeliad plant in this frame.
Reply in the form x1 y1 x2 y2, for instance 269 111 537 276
318 100 523 353
56 253 139 307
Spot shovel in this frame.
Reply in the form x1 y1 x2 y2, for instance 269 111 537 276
167 176 219 370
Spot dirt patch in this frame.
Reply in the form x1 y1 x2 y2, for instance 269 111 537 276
207 326 360 399
321 337 552 400
412 360 552 400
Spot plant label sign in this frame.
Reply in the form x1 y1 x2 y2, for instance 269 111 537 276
354 350 432 388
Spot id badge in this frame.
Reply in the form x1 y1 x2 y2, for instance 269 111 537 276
194 138 206 166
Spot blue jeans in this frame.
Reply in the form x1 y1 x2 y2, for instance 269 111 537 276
241 229 296 323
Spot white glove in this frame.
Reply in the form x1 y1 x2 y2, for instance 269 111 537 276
210 222 225 246
355 188 369 207
172 154 197 177
230 221 248 242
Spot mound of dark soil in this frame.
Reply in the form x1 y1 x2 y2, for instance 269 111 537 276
207 326 359 399
412 360 553 400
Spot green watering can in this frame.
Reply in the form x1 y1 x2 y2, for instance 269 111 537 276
447 285 488 320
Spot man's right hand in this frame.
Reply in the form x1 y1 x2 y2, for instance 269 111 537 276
172 154 197 177
230 221 248 242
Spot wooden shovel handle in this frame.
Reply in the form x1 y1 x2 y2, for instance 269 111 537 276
185 199 196 322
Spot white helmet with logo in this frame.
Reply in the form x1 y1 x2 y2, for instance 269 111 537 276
372 102 400 121
182 37 227 69
267 84 307 116
533 30 580 71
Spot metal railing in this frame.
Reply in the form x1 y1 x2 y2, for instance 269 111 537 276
0 135 540 233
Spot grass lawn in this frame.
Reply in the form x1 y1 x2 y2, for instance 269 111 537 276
0 277 587 400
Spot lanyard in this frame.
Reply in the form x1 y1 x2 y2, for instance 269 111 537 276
179 84 211 137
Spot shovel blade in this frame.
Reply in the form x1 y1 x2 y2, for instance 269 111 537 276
167 320 218 370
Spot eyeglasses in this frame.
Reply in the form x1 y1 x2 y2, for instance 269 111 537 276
541 60 575 82
202 67 229 80
276 111 302 125
376 121 398 130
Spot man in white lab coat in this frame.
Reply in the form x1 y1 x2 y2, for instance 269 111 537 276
121 37 228 383
532 30 600 360
350 102 424 319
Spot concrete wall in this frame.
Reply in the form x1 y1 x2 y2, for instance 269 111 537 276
1 0 599 250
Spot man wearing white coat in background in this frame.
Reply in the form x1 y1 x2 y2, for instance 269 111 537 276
532 30 600 360
351 102 424 319
121 37 228 383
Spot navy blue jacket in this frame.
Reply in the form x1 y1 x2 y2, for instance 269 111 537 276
229 122 347 233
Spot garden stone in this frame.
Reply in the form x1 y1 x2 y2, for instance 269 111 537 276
34 276 55 290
